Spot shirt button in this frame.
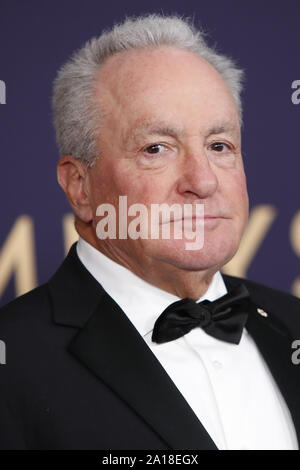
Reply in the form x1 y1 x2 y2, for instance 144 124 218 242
212 360 223 370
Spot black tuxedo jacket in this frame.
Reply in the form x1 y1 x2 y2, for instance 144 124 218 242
0 243 299 450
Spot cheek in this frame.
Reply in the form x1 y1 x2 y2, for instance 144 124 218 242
237 172 249 206
115 171 164 205
221 170 249 217
227 167 247 198
230 173 249 223
88 160 127 204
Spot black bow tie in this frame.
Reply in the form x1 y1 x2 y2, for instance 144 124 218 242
152 284 253 345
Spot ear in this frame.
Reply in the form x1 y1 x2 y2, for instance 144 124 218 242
57 156 93 223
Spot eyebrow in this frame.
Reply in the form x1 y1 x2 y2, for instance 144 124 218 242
205 123 239 138
125 122 184 142
124 120 239 144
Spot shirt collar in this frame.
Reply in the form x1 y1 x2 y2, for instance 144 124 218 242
76 237 227 338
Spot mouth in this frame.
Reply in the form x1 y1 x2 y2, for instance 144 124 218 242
158 215 231 234
164 215 228 223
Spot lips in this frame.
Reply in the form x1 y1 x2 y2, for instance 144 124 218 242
167 215 224 223
157 207 230 225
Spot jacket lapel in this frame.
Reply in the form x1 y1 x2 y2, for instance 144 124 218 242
49 244 300 449
223 275 300 445
48 244 217 450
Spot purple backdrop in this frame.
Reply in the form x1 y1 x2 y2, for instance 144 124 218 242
0 0 299 306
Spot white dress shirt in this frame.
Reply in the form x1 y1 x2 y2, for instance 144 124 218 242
76 237 298 450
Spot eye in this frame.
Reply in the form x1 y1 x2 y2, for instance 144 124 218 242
208 142 231 152
144 144 165 155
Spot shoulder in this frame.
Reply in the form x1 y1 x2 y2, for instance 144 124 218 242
0 284 51 333
223 274 300 332
0 284 57 389
223 274 300 307
0 243 79 331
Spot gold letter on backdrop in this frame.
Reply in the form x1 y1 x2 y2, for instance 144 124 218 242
222 205 277 278
0 216 37 298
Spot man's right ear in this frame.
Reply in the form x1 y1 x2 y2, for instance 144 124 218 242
57 156 93 223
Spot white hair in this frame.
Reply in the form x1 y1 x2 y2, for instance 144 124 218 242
52 14 244 166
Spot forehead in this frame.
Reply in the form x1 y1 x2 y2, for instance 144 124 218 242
96 46 240 135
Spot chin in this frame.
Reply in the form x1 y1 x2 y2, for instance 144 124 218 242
147 236 239 272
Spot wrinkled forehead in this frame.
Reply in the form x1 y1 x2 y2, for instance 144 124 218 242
95 46 240 134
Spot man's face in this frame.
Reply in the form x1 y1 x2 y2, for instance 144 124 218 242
86 46 249 274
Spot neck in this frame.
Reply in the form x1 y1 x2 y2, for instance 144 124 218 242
140 268 216 300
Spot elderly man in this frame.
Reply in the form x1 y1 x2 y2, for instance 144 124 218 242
0 14 299 451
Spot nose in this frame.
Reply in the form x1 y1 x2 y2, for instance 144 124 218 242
177 148 219 200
